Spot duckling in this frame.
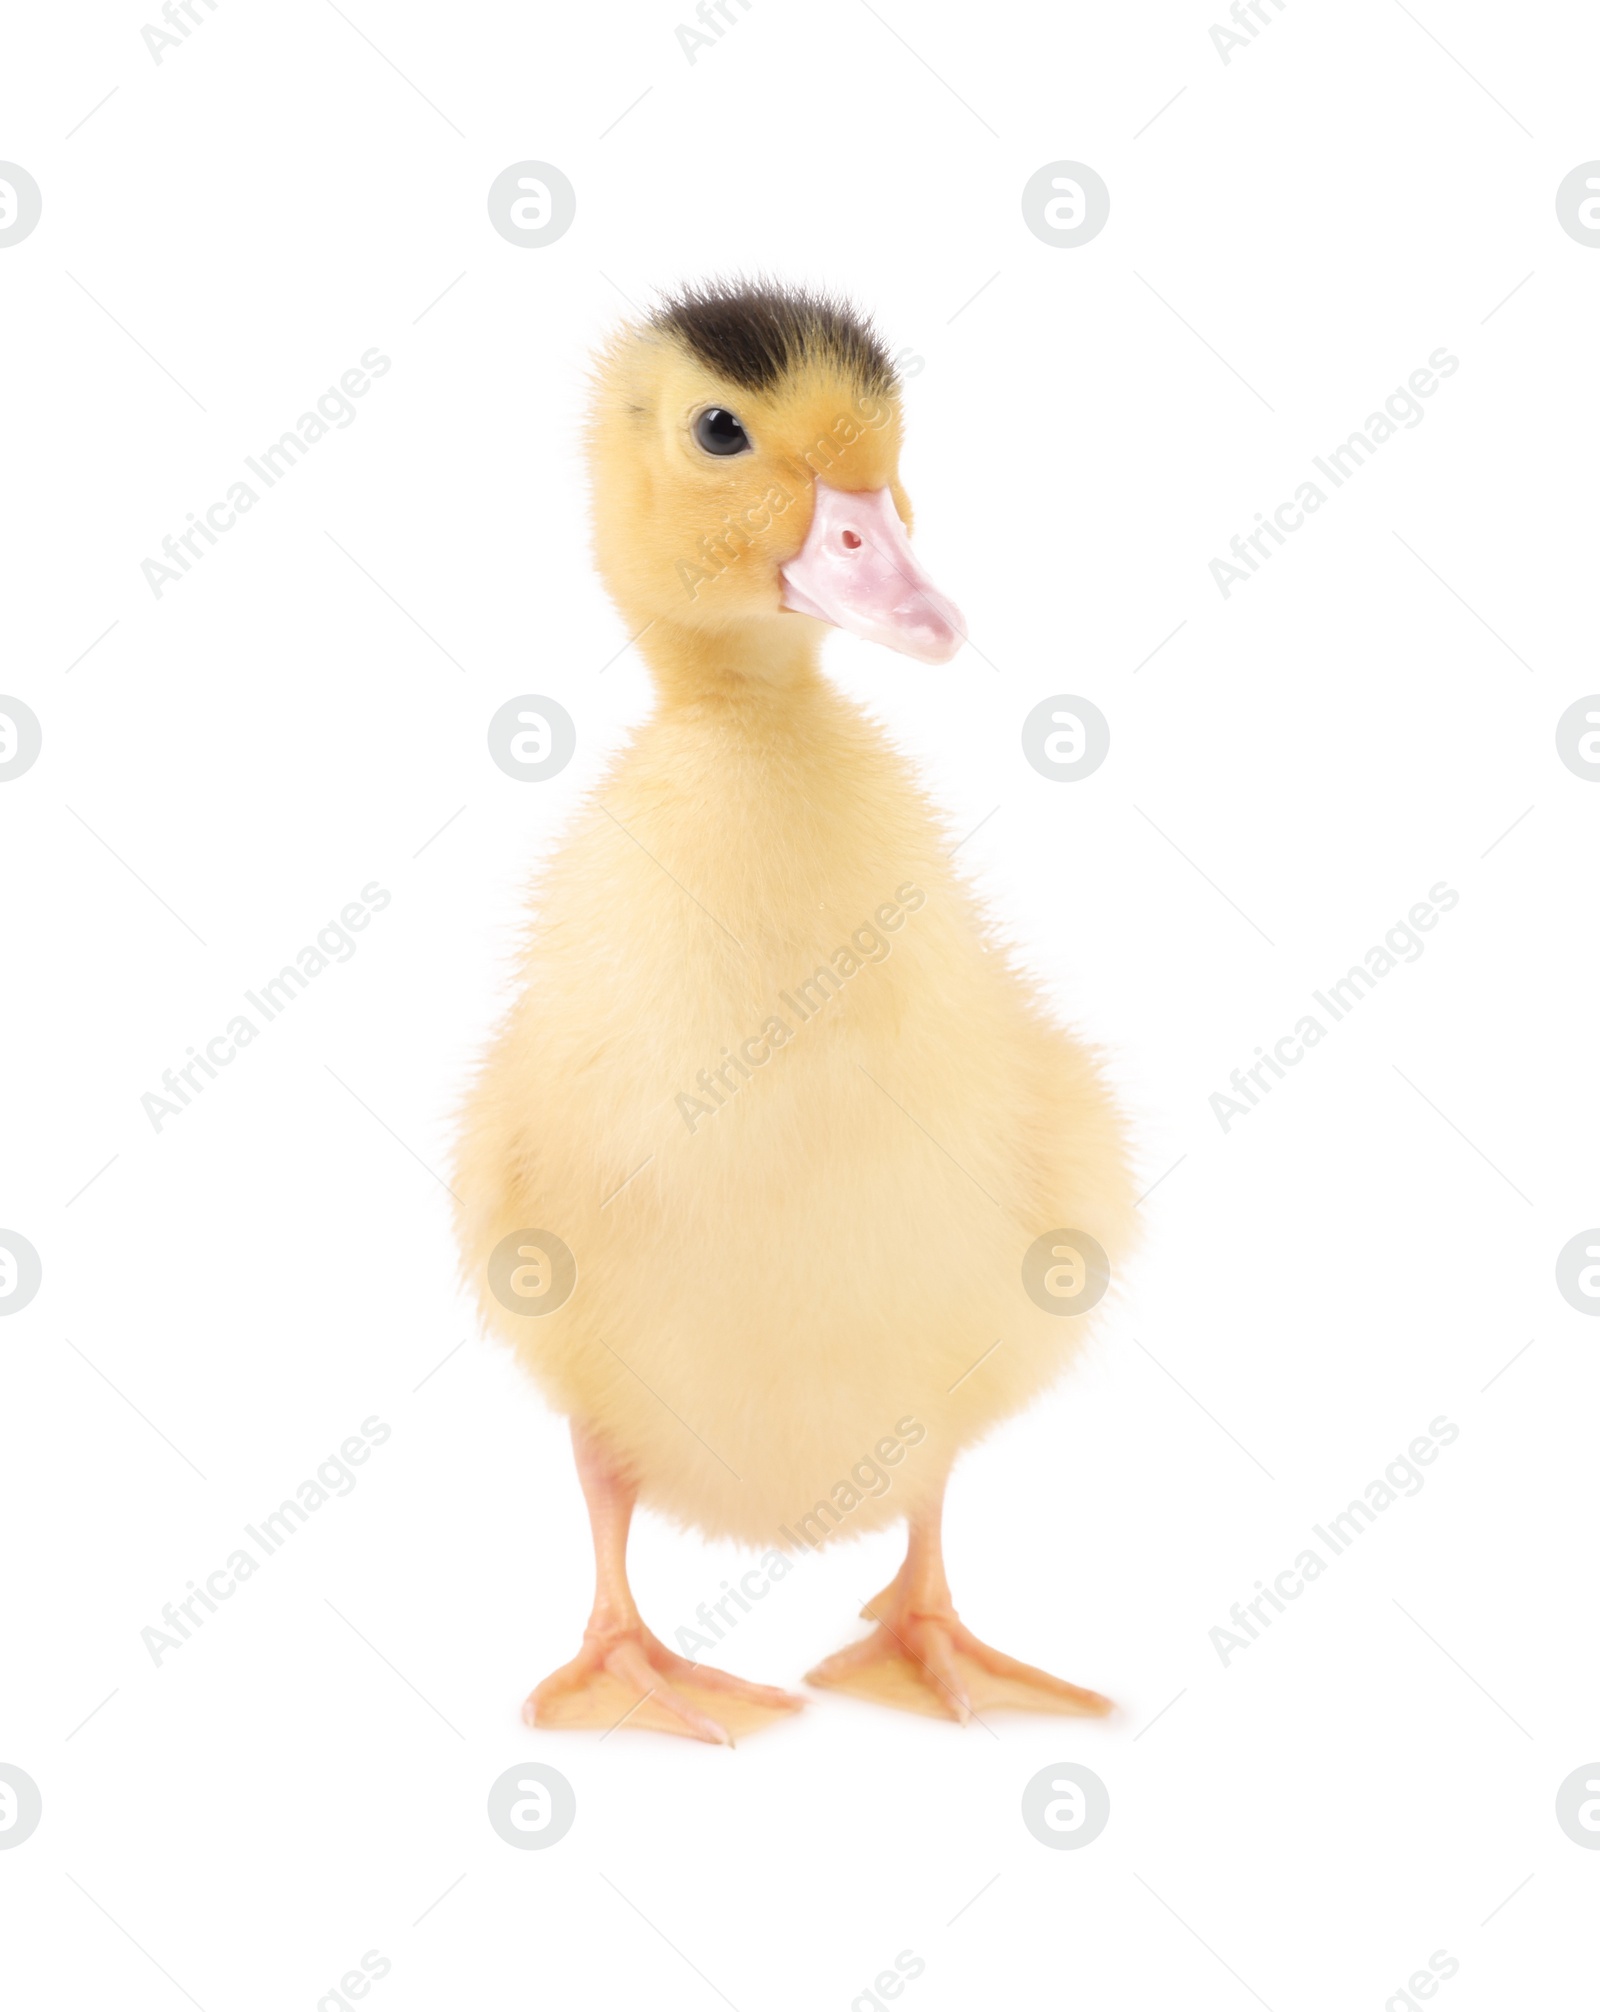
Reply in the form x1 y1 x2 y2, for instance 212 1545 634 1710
455 280 1136 1743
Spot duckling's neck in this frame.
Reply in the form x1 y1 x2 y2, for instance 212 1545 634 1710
636 615 824 710
622 609 924 929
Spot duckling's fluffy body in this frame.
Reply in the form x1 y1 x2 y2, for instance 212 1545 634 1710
455 290 1134 1557
455 652 1134 1552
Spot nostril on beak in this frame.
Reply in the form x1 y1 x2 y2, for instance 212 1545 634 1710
840 530 862 550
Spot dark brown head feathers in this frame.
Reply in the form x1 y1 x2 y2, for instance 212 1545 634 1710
648 279 897 397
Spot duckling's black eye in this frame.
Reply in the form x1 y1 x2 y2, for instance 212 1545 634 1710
693 407 751 456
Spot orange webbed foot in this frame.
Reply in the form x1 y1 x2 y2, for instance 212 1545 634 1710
807 1592 1113 1724
526 1622 804 1746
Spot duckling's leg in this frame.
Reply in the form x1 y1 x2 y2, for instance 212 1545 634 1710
524 1422 804 1745
805 1477 1113 1723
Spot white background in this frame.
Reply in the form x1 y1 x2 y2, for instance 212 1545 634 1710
2 1 1598 2006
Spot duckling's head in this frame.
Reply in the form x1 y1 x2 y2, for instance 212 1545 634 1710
588 279 964 678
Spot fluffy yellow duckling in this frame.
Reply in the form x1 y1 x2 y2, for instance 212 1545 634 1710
455 280 1136 1742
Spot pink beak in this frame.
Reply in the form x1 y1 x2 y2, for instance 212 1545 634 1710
780 483 965 665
